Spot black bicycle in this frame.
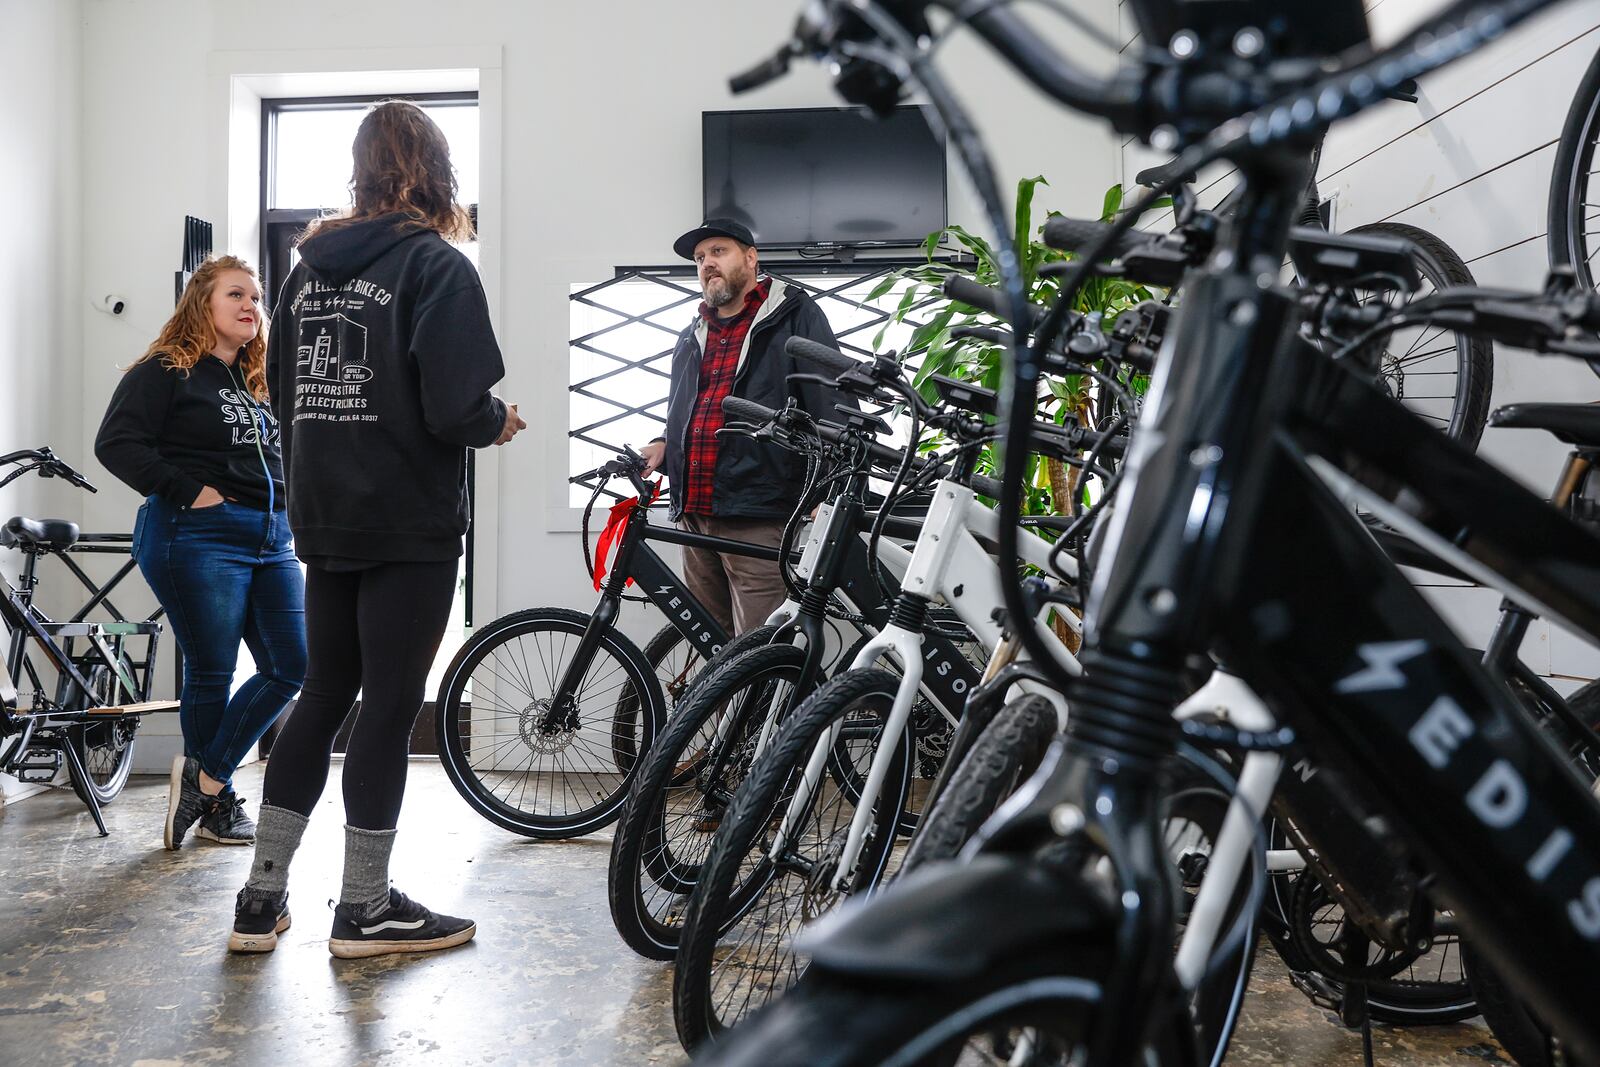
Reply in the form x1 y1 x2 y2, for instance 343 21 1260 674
1 448 175 836
435 446 827 839
694 1 1600 1064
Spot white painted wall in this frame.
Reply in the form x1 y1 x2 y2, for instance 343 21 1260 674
55 0 1120 770
0 0 86 800
1117 0 1600 686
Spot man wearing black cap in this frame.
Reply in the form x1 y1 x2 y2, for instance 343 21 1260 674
640 218 848 636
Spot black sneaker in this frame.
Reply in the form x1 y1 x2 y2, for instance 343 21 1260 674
228 887 291 953
328 888 476 960
164 755 214 851
196 788 256 845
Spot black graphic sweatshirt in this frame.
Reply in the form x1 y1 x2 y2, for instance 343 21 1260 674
266 213 507 562
96 354 285 511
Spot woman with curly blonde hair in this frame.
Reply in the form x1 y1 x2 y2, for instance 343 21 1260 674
95 255 307 851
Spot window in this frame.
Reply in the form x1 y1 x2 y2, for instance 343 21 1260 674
258 92 481 748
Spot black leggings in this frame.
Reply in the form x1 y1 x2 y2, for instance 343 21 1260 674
263 559 457 830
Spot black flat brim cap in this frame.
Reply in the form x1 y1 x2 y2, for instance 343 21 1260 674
674 218 757 260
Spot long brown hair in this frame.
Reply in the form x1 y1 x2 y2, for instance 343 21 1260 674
133 255 269 400
303 100 474 243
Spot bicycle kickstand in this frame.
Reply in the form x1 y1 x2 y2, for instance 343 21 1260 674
58 738 109 837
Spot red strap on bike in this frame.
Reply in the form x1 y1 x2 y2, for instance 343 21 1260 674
592 480 659 591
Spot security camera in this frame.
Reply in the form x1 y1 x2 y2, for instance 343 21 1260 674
93 294 128 316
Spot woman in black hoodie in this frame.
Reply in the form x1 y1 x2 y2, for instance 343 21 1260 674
96 255 306 852
228 101 524 958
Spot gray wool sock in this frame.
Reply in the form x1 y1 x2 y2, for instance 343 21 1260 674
340 825 397 918
244 805 309 896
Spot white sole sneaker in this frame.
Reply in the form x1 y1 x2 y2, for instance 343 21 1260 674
228 911 292 953
328 922 477 960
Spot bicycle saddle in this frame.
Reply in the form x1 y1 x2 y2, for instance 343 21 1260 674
1488 403 1600 450
1 516 81 551
1134 157 1197 189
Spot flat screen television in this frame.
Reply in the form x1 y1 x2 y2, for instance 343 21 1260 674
701 106 947 250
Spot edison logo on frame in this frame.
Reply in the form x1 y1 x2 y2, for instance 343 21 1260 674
1336 639 1600 940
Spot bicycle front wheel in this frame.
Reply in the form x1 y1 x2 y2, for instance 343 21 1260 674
673 667 911 1050
608 641 805 961
434 607 661 839
691 938 1186 1067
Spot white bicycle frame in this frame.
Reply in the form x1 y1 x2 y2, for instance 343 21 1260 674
701 495 975 785
770 479 1080 892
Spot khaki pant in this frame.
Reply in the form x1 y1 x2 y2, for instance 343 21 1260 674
679 514 789 637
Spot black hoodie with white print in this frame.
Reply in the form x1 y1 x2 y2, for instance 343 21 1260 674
266 213 507 563
97 354 284 512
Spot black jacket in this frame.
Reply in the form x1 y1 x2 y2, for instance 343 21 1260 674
266 214 506 562
662 278 849 522
96 354 285 511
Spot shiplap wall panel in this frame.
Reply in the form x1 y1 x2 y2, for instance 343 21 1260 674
1110 0 1600 680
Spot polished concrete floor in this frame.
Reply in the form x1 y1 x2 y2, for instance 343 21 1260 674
0 761 1512 1066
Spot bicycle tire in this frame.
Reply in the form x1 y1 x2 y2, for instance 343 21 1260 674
899 694 1058 873
65 664 138 806
433 606 661 839
1548 44 1600 307
690 931 1188 1067
674 667 911 1050
1260 829 1477 1025
608 641 806 961
612 623 691 773
1350 222 1494 450
612 622 777 774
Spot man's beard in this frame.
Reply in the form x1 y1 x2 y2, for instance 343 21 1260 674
702 265 748 308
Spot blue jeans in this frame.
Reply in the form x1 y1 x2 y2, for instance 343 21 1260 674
133 495 307 784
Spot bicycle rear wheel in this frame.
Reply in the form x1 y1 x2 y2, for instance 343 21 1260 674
1349 222 1494 450
1549 42 1600 370
65 664 138 806
434 607 661 839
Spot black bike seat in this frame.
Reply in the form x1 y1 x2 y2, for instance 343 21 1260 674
1134 157 1197 188
1487 403 1600 449
1 516 81 551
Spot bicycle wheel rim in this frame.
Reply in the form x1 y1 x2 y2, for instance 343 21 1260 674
442 619 654 832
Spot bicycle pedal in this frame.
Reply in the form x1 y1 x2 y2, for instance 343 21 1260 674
16 747 63 782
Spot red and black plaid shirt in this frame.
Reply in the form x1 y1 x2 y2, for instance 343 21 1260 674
682 277 771 515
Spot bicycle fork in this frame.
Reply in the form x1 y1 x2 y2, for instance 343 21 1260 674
766 614 926 892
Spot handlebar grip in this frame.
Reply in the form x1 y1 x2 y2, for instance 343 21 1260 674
722 396 779 424
1041 216 1157 259
785 336 863 378
729 48 792 94
941 275 1045 330
970 473 1003 499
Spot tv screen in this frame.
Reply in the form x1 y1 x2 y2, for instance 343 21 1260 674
702 106 947 250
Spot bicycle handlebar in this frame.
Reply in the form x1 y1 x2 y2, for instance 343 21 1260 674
1041 217 1162 260
0 448 97 493
942 275 1048 330
787 336 863 379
